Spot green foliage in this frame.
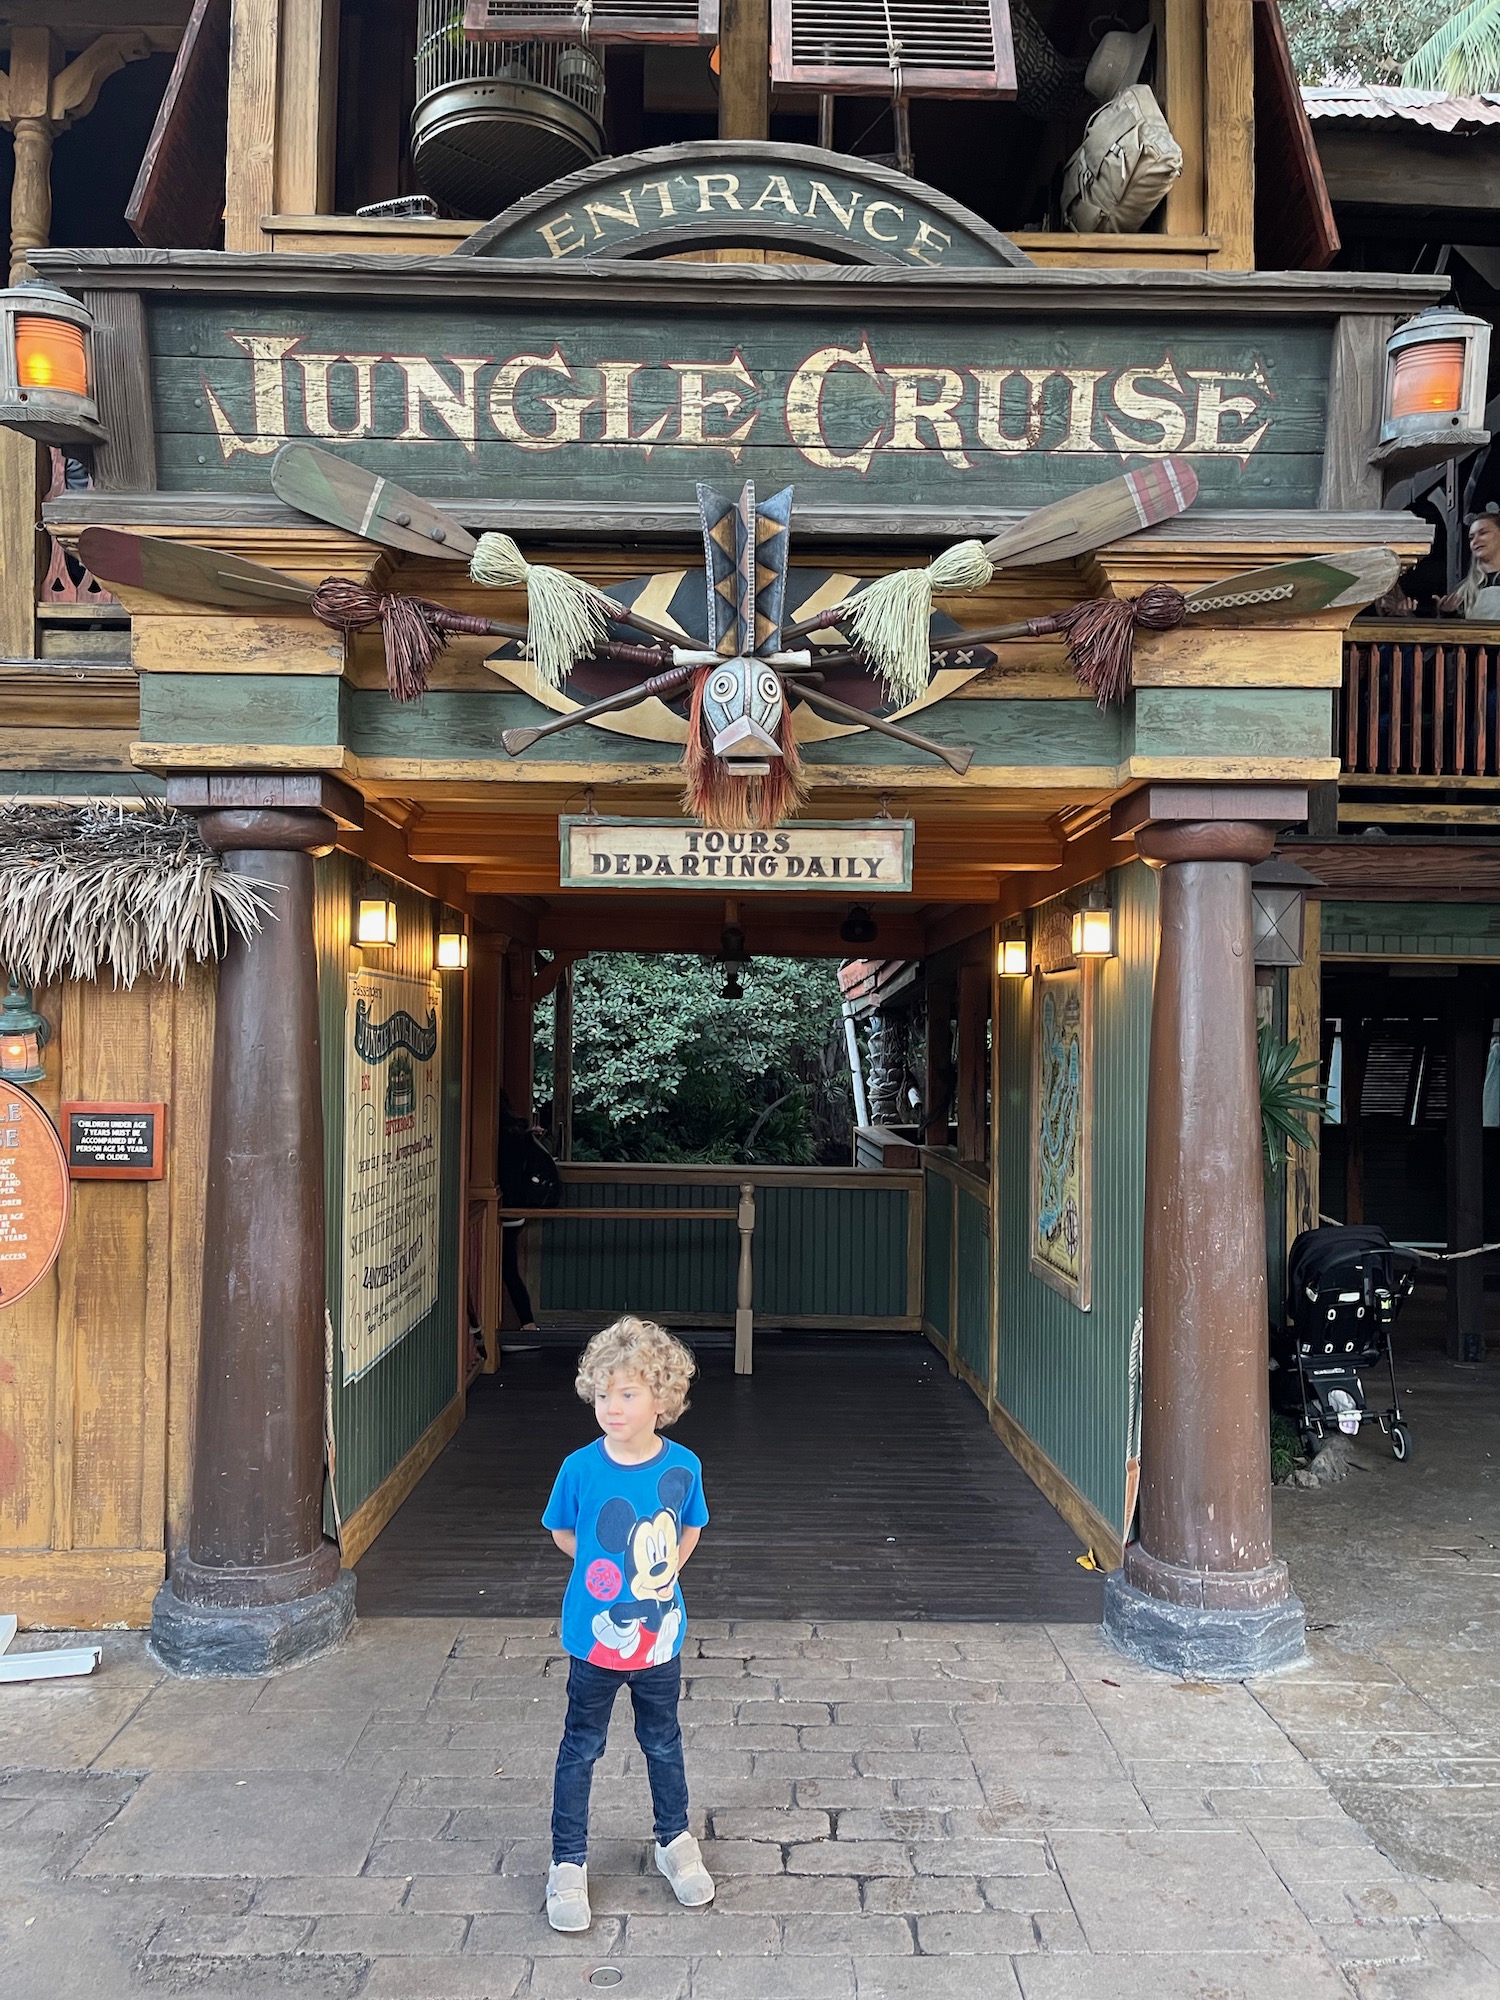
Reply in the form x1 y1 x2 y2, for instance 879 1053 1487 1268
1270 1413 1305 1483
537 954 852 1165
1258 1023 1327 1175
1404 0 1500 90
1282 0 1453 84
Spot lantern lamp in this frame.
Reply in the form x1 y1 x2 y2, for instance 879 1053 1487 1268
839 904 879 946
999 922 1029 977
1375 306 1491 473
0 977 49 1083
0 283 107 447
1251 855 1321 968
1071 885 1115 959
356 883 398 946
436 909 470 969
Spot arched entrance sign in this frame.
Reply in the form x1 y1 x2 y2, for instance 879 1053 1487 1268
0 1089 70 1311
456 140 1031 269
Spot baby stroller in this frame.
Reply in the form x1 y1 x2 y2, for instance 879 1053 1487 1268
1276 1224 1418 1461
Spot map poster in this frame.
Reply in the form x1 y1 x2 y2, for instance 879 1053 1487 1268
1029 965 1093 1310
342 970 442 1382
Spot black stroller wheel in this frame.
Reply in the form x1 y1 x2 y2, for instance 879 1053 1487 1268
1391 1421 1412 1462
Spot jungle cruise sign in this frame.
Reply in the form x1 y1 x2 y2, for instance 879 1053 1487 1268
560 818 915 891
150 306 1329 510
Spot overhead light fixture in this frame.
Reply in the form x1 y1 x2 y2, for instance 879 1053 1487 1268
356 882 398 947
839 904 878 946
0 283 107 446
1251 855 1321 968
0 976 49 1082
436 908 469 969
716 910 749 1000
1071 884 1115 959
999 920 1029 977
1375 306 1491 472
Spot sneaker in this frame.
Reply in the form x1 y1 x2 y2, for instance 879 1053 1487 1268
546 1861 591 1931
655 1831 715 1907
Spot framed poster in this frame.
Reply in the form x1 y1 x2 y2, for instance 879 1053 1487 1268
1029 964 1093 1309
341 969 443 1382
0 1091 70 1309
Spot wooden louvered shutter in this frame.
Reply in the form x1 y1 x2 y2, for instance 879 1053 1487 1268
770 0 1015 96
126 0 230 248
463 0 712 43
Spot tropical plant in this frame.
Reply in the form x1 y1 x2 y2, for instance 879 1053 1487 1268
1404 0 1500 91
1258 1023 1328 1175
1282 0 1454 86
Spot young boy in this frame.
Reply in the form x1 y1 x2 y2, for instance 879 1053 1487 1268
542 1316 715 1932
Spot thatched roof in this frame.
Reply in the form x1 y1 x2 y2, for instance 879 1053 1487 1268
0 802 271 987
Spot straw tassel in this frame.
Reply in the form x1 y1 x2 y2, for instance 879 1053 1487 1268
1032 582 1187 706
844 540 995 703
468 531 612 689
681 669 808 832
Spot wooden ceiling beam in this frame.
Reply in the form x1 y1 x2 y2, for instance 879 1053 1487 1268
533 908 927 959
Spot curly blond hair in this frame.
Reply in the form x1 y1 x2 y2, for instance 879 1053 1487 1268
575 1316 696 1426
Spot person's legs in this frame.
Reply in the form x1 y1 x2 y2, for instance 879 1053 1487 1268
552 1657 620 1865
501 1225 536 1327
626 1656 689 1847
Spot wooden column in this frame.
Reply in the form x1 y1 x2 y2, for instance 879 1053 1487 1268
1285 900 1321 1247
956 960 989 1167
1105 804 1306 1677
924 976 955 1147
552 961 575 1162
718 0 770 140
1447 972 1488 1366
151 804 354 1674
1204 0 1255 270
503 943 535 1117
1157 0 1205 240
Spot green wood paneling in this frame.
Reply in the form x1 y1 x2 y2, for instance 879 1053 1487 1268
140 673 344 746
955 1182 991 1384
1127 687 1332 763
923 1166 953 1340
1323 900 1500 959
995 859 1156 1531
4 770 166 795
536 1177 911 1319
316 853 463 1521
148 298 1329 510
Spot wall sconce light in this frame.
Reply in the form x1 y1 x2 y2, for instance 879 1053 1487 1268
356 882 398 947
436 909 469 970
1251 855 1321 968
999 922 1029 977
1375 306 1491 473
0 283 107 446
1071 885 1115 959
0 976 49 1083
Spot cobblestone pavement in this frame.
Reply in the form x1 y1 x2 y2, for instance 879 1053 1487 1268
5 1607 1499 2000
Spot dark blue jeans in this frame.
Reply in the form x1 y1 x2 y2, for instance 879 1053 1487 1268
551 1653 688 1865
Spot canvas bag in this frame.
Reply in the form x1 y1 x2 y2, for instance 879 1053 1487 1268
1060 83 1183 234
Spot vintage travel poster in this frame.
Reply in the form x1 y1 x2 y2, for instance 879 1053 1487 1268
1030 964 1092 1309
342 970 443 1382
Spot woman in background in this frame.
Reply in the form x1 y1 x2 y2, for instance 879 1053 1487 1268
499 1093 560 1332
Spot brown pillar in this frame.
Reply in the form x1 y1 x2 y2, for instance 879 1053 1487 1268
1104 813 1306 1677
924 977 955 1147
718 0 770 140
956 960 989 1167
502 943 535 1116
552 961 575 1162
151 805 355 1674
1447 973 1488 1366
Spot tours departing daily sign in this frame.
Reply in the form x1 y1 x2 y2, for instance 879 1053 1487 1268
560 817 914 890
0 1092 70 1310
341 969 442 1382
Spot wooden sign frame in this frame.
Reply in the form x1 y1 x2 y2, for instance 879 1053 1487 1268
559 816 915 892
0 1091 71 1310
61 1101 167 1181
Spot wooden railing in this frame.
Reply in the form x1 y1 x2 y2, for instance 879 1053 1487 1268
1340 622 1500 779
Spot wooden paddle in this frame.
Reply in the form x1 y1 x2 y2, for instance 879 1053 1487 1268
78 527 314 609
271 443 479 559
780 678 975 774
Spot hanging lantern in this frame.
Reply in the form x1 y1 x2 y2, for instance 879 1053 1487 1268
0 284 107 446
1375 307 1491 473
1250 856 1321 968
839 904 879 946
1071 884 1115 959
0 977 49 1083
356 882 398 946
999 919 1029 977
436 909 470 969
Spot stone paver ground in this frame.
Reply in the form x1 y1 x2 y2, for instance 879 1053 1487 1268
5 1606 1499 2000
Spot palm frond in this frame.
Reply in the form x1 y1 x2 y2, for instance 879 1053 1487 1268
1403 0 1500 91
1258 1022 1328 1173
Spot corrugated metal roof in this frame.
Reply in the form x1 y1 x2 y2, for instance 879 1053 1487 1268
1303 85 1500 133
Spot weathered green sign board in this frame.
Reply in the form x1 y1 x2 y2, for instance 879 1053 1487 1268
459 141 1028 269
150 300 1328 509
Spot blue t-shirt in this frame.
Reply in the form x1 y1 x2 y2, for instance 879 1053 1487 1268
543 1437 709 1669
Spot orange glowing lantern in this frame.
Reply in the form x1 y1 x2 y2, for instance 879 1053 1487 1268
1377 307 1491 473
0 282 106 446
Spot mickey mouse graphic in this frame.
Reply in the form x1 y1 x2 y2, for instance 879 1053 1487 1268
586 1465 694 1668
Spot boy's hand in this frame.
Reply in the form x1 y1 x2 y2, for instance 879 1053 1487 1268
551 1529 578 1558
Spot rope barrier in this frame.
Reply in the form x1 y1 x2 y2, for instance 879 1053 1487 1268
1316 1215 1500 1262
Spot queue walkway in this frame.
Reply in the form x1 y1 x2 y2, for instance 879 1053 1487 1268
354 1332 1105 1623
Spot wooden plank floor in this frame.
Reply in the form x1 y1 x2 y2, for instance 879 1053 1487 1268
354 1332 1105 1622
